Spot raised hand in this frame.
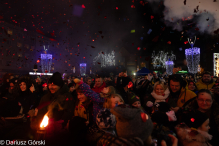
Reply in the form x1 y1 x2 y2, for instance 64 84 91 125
29 84 35 93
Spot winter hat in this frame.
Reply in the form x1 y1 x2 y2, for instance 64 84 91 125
127 92 140 106
110 104 153 141
48 72 64 87
121 77 132 87
182 110 209 129
96 108 116 129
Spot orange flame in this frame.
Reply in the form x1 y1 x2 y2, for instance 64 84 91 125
40 114 49 128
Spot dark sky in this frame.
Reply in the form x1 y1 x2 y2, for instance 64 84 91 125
0 0 219 72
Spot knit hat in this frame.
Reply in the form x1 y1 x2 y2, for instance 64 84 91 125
96 108 116 129
182 110 209 129
48 72 64 87
127 92 140 106
110 104 153 141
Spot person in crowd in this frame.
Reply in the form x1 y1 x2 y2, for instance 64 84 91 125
103 94 124 109
35 76 45 106
146 81 170 107
1 78 16 100
74 78 116 122
116 71 135 104
74 87 93 126
167 74 197 113
182 89 219 145
92 76 106 93
31 72 74 132
12 76 37 115
176 110 212 146
85 77 92 87
196 71 215 91
68 82 77 99
187 80 198 94
97 105 178 146
127 92 141 108
104 76 114 87
135 74 154 109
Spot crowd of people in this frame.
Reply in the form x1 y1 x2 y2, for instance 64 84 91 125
0 68 219 146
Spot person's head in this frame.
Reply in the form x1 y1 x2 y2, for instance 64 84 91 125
104 94 124 109
68 83 76 92
100 86 116 98
76 88 88 103
86 77 92 86
9 78 16 91
183 110 210 133
48 72 64 94
95 76 103 87
128 92 141 108
187 81 197 91
35 77 41 84
169 75 182 93
202 72 212 84
154 81 166 95
196 89 213 112
48 83 60 94
19 82 27 91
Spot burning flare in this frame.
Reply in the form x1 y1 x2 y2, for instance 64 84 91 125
40 114 49 128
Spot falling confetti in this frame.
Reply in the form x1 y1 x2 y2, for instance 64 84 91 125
130 30 135 33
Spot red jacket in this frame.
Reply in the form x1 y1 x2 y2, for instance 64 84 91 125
92 82 106 93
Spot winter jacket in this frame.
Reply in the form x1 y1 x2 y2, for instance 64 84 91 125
196 79 215 91
16 91 37 115
175 125 212 146
78 81 105 122
97 133 144 146
167 87 196 107
92 82 106 93
31 84 74 130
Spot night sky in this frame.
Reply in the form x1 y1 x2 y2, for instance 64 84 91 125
0 0 219 73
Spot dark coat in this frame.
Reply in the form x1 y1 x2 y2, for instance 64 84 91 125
31 84 74 130
16 90 37 115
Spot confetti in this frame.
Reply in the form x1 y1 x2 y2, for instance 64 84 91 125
36 29 45 35
147 29 152 34
130 29 135 33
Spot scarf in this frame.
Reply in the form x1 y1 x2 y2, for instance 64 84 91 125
151 88 170 104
